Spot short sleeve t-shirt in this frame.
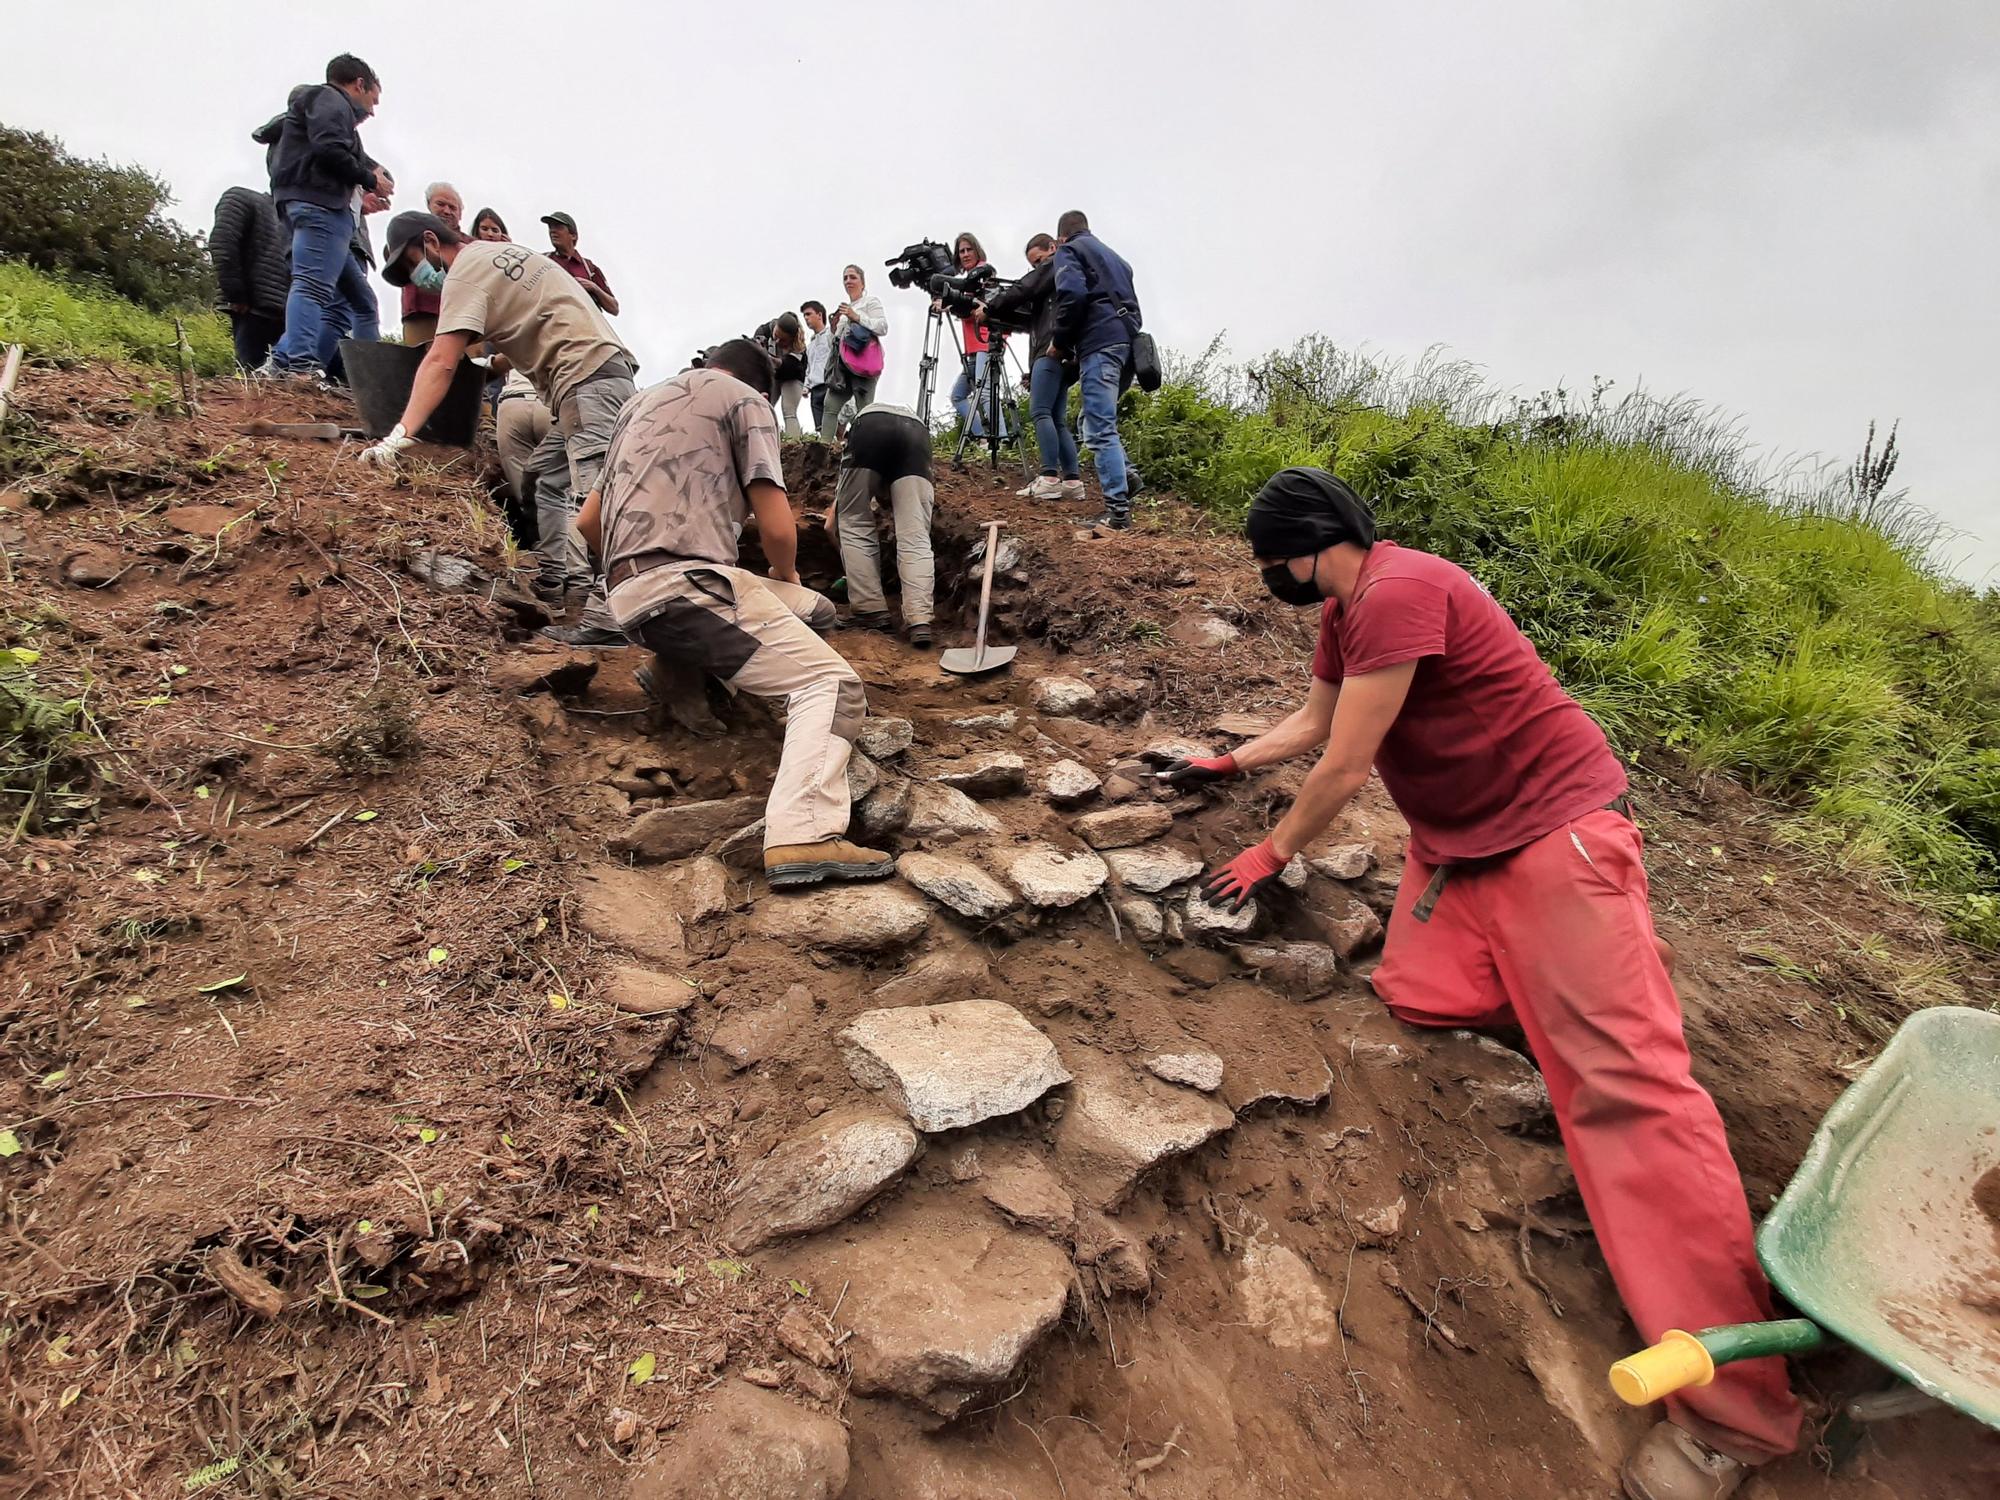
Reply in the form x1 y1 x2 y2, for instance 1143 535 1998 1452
598 369 787 623
436 242 629 410
1312 542 1627 864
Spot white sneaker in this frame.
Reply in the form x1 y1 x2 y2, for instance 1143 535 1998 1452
1060 479 1087 501
1015 475 1064 501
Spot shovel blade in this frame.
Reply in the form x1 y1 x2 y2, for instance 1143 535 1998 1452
939 644 1018 676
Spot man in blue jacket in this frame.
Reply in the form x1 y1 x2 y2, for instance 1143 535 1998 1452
1050 210 1142 531
251 54 392 380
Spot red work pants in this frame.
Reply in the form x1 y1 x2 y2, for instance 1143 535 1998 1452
1371 807 1803 1463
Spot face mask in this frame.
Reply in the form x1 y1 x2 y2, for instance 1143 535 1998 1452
410 257 446 293
1261 560 1324 607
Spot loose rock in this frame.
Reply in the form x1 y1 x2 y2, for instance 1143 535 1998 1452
903 782 1000 838
1167 613 1240 649
720 1108 920 1252
1280 854 1310 890
1113 896 1164 944
1053 1054 1234 1208
979 1153 1077 1239
1041 758 1102 806
709 983 816 1070
1029 675 1098 717
776 1307 840 1369
490 649 598 696
1237 1236 1336 1350
61 545 127 587
855 717 915 759
847 752 881 802
1147 1050 1224 1092
951 708 1018 732
604 965 697 1020
1358 1195 1407 1241
1101 843 1204 893
627 1380 849 1500
897 851 1020 922
853 780 911 839
1310 843 1376 881
1183 887 1259 941
1312 895 1385 959
667 855 732 926
1075 1210 1151 1295
1454 1032 1556 1132
747 882 929 951
840 999 1070 1132
1004 845 1109 908
933 752 1027 798
577 865 687 967
871 943 992 1005
611 796 763 863
1234 940 1341 998
1073 803 1174 850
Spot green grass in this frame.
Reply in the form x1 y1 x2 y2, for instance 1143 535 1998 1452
0 261 232 376
1120 336 2000 946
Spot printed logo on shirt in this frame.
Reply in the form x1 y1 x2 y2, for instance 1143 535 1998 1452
494 247 532 282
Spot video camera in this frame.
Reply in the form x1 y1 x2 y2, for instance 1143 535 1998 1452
925 262 1029 332
886 241 954 290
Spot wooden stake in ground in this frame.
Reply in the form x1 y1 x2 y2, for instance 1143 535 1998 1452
0 343 22 427
173 318 198 417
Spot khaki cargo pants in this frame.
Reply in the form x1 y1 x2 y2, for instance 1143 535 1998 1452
614 564 864 849
530 363 635 631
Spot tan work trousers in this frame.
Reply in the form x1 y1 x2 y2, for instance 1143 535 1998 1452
835 469 936 626
612 564 864 849
495 393 552 508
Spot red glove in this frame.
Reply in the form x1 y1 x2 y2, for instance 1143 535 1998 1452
1148 751 1240 790
1202 838 1286 912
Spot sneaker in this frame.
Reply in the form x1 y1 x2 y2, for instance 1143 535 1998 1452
1621 1422 1748 1500
764 839 897 888
1015 475 1064 501
907 622 933 649
539 621 628 648
1059 479 1087 501
1081 511 1131 532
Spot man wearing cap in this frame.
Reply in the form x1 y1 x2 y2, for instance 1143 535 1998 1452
359 210 634 635
1160 468 1802 1500
542 213 619 317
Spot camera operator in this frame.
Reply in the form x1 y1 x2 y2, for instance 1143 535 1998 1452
1052 210 1142 531
936 233 1010 441
817 265 889 441
981 233 1082 503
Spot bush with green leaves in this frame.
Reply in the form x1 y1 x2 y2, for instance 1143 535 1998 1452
0 261 233 376
1120 337 2000 943
0 123 216 312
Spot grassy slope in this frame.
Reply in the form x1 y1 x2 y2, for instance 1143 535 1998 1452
1121 338 2000 944
0 261 233 376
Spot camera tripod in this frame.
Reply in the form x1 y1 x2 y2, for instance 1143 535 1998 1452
949 326 1033 478
912 301 961 432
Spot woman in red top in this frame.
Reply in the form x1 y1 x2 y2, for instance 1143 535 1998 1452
939 233 1011 442
1166 468 1801 1500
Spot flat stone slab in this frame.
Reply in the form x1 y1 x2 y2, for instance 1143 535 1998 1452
1102 843 1204 893
709 983 816 1070
1235 940 1341 998
611 797 763 863
933 752 1027 798
1041 759 1102 806
978 1152 1076 1239
1147 1050 1224 1092
720 1108 920 1252
853 780 911 839
951 708 1018 732
1311 894 1385 958
1029 675 1098 716
1073 804 1174 850
1237 1236 1336 1350
1113 896 1164 944
491 649 598 697
839 999 1070 1132
780 1213 1073 1417
629 1379 849 1500
1053 1053 1234 1208
668 856 733 926
903 782 1001 838
897 852 1019 922
1310 843 1376 881
576 864 687 968
847 752 881 803
871 943 992 1006
1183 887 1259 942
746 884 932 953
855 717 915 759
1004 845 1108 908
603 965 697 1019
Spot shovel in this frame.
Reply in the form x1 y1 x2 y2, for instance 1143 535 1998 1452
940 521 1018 676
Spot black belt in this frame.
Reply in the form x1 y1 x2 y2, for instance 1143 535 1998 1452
1412 795 1634 923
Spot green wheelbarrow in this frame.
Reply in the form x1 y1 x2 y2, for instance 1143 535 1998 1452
1610 1004 2000 1434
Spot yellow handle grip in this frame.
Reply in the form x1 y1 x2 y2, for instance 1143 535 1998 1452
1609 1329 1716 1406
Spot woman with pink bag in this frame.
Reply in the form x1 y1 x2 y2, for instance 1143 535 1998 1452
816 263 889 440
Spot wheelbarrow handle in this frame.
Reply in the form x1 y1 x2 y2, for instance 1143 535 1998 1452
1610 1319 1827 1406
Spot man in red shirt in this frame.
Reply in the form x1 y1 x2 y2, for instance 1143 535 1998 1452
1166 468 1801 1500
541 211 619 317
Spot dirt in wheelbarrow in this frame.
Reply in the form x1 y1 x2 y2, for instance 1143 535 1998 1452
4 362 2000 1498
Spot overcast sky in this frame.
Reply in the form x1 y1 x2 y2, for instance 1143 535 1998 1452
12 1 1998 580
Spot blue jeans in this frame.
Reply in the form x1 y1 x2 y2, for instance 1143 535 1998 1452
271 203 378 372
1078 343 1131 509
951 350 1011 438
1029 356 1079 479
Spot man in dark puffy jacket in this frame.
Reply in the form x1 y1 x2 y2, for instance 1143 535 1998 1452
209 187 291 371
1050 210 1142 531
250 53 391 379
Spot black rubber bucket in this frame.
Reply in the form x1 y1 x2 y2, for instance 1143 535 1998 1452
339 339 486 446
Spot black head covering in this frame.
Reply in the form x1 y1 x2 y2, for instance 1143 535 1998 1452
1244 467 1376 559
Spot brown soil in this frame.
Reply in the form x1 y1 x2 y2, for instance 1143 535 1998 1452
4 364 1999 1498
1975 1167 2000 1231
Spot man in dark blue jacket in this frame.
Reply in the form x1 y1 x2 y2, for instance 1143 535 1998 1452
209 187 291 371
1050 210 1142 531
251 54 391 380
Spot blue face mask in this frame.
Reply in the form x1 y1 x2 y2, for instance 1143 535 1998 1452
410 258 446 293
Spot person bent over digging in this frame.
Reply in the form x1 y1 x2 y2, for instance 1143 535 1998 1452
575 339 895 889
1170 467 1802 1500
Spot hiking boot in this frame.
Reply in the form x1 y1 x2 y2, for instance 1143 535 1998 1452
907 622 933 649
539 621 628 648
1081 511 1131 532
1621 1422 1749 1500
1016 475 1064 500
1059 478 1087 501
848 610 893 633
764 839 897 888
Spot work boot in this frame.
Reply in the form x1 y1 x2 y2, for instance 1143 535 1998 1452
539 621 627 647
1059 478 1087 501
1621 1422 1748 1500
848 610 893 633
1015 475 1063 500
907 622 933 649
1081 510 1131 532
764 840 897 888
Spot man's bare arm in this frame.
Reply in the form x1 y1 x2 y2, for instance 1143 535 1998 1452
747 480 797 583
1232 676 1341 772
392 331 473 435
577 490 603 561
1269 662 1416 859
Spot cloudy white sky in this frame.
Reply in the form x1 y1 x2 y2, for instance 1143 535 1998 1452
12 1 1998 579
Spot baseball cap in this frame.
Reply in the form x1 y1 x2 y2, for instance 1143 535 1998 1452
540 211 578 234
380 210 450 287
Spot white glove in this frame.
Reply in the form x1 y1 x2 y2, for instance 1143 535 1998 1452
359 424 414 470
